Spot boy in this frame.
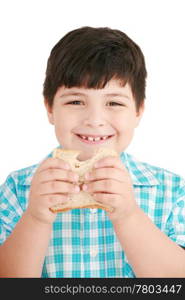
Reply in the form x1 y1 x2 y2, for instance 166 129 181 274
0 26 185 278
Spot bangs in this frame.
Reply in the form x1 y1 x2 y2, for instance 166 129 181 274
61 71 128 90
50 42 133 92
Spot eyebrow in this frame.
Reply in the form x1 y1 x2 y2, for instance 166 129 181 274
60 91 130 100
60 92 87 97
104 93 130 100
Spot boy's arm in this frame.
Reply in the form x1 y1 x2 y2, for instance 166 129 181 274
85 156 185 277
113 207 185 277
0 212 52 277
0 157 78 277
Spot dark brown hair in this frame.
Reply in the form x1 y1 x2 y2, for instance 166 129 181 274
43 26 147 111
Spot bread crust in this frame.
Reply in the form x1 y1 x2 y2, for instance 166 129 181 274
50 147 118 213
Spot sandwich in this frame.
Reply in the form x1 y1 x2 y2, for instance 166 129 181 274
50 147 118 213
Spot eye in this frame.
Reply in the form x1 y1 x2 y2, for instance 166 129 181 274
66 100 83 105
107 101 124 106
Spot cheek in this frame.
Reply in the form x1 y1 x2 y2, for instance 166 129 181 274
115 114 138 142
114 116 133 132
53 112 67 132
54 112 79 138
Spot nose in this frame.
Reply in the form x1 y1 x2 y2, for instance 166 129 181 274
83 107 106 127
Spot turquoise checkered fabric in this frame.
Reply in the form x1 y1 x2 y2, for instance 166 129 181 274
1 148 185 277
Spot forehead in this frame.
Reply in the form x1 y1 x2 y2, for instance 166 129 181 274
55 79 134 100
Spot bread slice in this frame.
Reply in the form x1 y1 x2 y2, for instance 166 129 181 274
50 147 118 213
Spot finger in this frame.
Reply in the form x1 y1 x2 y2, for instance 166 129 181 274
85 167 129 183
38 168 79 184
94 156 127 171
83 179 122 194
37 157 71 173
39 181 80 195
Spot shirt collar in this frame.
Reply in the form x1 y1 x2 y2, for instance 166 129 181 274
21 148 160 187
120 152 160 186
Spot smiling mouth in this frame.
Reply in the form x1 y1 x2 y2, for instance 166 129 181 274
76 134 114 144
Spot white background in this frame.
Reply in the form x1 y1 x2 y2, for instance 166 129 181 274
0 0 185 184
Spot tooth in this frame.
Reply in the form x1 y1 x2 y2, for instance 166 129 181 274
79 135 110 141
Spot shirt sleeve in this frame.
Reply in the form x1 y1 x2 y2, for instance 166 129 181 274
0 174 24 245
166 184 185 247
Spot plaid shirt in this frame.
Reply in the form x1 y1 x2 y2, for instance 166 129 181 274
1 148 185 277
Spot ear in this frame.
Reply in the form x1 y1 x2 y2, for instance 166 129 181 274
44 99 54 125
135 102 145 128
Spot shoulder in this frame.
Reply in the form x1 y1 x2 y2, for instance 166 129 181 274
1 164 39 189
123 152 185 193
0 163 39 213
1 147 58 192
1 147 54 189
0 163 39 244
143 160 185 188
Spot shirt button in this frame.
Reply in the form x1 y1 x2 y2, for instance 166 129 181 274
90 247 98 257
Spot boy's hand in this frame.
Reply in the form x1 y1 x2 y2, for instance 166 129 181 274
27 158 80 224
83 156 138 222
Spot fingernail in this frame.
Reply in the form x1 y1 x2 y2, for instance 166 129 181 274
82 184 88 191
74 174 79 181
74 185 80 192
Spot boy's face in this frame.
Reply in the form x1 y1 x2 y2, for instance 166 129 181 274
45 79 144 161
